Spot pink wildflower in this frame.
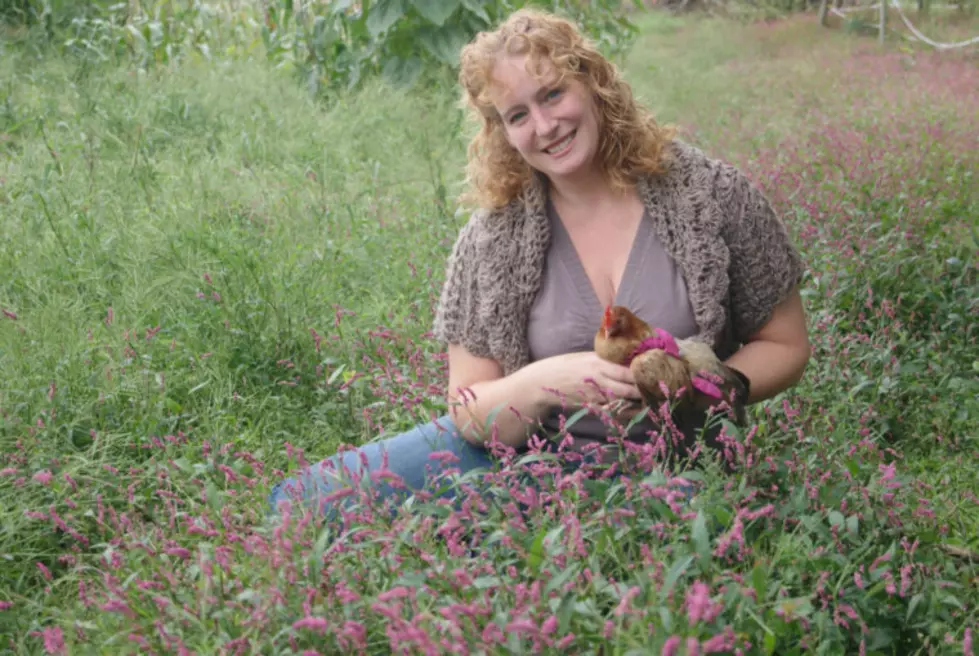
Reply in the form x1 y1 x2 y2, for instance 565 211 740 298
100 598 133 616
42 626 65 655
614 585 641 617
428 451 460 464
662 636 682 656
900 564 913 597
377 586 413 602
685 581 722 624
164 547 191 560
292 616 329 634
33 470 53 485
340 621 366 647
505 618 537 635
702 628 736 653
322 487 356 503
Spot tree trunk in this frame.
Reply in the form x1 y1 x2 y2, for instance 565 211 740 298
879 0 886 44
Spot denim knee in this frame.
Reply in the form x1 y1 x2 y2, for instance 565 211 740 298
266 415 495 519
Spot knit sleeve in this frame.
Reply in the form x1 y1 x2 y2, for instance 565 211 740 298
432 212 495 359
716 164 807 343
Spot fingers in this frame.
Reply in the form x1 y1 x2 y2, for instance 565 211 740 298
541 353 643 405
581 375 642 402
596 359 636 385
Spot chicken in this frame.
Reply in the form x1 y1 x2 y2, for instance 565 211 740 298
594 305 748 423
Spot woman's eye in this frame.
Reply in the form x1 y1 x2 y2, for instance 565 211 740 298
509 111 526 124
546 88 562 101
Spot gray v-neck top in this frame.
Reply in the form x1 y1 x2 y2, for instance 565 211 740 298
526 200 699 444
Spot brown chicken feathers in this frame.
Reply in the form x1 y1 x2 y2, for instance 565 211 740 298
594 305 747 424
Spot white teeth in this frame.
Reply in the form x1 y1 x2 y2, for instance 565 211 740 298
544 132 574 154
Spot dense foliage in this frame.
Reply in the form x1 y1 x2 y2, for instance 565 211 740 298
2 0 642 96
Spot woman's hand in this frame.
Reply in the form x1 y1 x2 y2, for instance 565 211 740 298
445 347 643 449
525 351 643 408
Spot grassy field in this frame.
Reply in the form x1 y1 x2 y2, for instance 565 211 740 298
1 7 978 654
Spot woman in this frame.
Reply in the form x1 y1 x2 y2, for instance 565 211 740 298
267 9 810 517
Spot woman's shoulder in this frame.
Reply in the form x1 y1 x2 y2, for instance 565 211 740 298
646 139 782 234
451 181 549 254
654 139 754 197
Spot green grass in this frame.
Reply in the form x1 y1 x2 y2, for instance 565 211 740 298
1 8 978 654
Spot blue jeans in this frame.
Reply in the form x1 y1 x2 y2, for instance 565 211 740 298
267 415 698 521
267 415 500 519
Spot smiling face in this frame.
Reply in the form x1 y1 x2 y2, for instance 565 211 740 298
488 54 602 186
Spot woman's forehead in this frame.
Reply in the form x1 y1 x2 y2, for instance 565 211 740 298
489 54 562 100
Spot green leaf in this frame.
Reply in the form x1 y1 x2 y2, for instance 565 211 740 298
461 0 490 22
367 0 405 38
312 525 332 560
545 564 579 595
382 56 422 87
563 406 591 431
527 528 546 573
776 596 814 619
868 628 895 650
544 525 566 552
473 576 500 589
556 592 575 635
417 23 470 65
659 555 694 602
692 511 710 561
763 631 777 654
849 379 874 398
906 592 923 622
751 562 768 602
205 480 223 511
411 0 460 25
395 571 427 588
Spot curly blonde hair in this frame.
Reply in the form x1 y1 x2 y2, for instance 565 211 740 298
457 8 676 210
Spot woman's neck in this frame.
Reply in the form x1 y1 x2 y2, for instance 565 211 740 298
546 172 638 225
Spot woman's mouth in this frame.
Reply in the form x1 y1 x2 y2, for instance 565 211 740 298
542 130 576 156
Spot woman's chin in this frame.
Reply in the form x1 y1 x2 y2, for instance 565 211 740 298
538 154 597 185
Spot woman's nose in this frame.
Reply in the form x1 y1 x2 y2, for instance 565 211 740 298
531 106 558 138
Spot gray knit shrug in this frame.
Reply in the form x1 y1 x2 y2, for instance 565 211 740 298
433 140 806 377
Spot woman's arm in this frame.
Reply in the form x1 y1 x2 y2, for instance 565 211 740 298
724 286 810 404
445 345 546 448
445 345 643 448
